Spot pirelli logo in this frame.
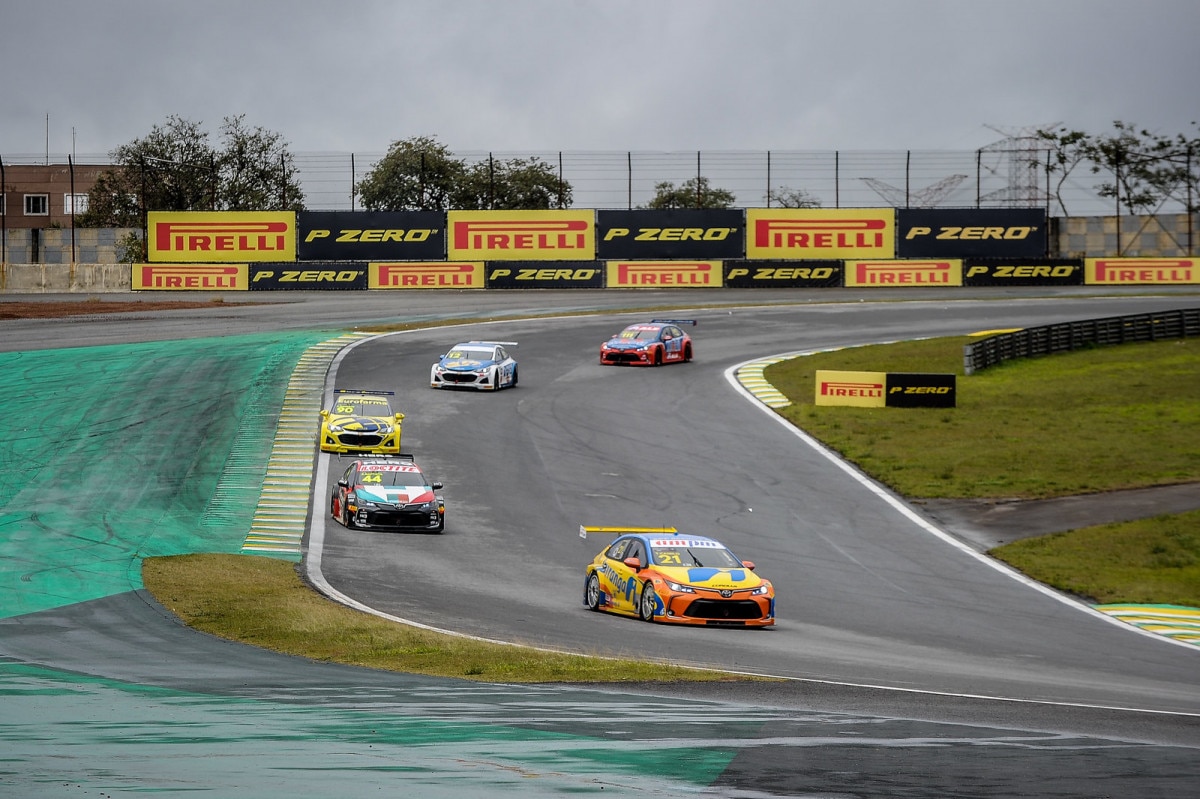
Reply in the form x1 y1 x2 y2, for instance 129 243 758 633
846 260 963 287
448 211 595 261
1086 258 1199 285
747 209 895 259
815 370 885 407
147 212 296 262
132 264 248 291
605 261 720 288
369 262 484 289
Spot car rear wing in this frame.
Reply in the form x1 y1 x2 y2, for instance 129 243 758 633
649 319 697 326
465 340 518 347
338 452 416 462
334 388 396 395
579 525 677 539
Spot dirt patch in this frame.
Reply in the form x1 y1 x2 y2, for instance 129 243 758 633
0 300 234 319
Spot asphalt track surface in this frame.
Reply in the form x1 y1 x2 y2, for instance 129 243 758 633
3 287 1200 797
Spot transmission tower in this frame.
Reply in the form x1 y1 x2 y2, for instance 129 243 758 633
977 124 1055 207
860 174 968 208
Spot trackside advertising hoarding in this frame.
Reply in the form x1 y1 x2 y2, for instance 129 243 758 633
605 261 722 288
815 370 885 407
596 209 744 259
249 263 367 290
297 211 445 261
897 208 1047 258
1085 258 1199 285
845 260 963 287
369 262 485 289
486 262 604 289
746 208 895 260
816 370 956 407
132 263 249 290
963 258 1083 286
147 211 296 263
448 210 595 261
723 260 842 288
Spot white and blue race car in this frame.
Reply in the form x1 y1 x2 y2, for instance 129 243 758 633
430 340 518 391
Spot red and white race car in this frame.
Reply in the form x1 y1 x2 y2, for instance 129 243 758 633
599 319 695 366
330 454 444 533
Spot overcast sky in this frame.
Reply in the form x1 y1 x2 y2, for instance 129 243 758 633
4 0 1199 160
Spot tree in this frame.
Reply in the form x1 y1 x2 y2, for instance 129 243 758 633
78 114 305 228
456 156 570 210
642 177 736 209
356 135 464 211
766 186 822 208
1034 126 1091 216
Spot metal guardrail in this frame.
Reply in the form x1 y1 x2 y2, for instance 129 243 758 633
963 308 1200 374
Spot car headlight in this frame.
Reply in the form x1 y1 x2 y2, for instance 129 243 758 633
666 581 696 593
751 584 771 596
376 422 393 434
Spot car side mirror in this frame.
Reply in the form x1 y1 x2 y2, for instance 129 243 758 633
337 479 349 488
623 556 643 570
742 560 756 571
432 481 444 490
320 410 330 419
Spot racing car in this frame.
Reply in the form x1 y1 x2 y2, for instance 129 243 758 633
582 527 774 626
318 389 404 454
599 320 695 366
330 454 445 532
430 340 518 390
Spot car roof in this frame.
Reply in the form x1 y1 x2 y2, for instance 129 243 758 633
621 533 725 548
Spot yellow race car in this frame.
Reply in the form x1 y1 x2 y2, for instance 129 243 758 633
319 389 404 454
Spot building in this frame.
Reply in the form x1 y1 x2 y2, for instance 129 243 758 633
0 163 111 230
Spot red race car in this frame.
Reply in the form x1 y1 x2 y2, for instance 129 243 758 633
330 454 445 533
599 319 695 366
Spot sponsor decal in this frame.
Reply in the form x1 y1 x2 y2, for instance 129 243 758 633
885 373 956 408
486 261 603 289
898 208 1047 258
132 263 248 291
605 261 721 288
597 209 744 259
148 211 296 263
723 260 842 288
747 208 894 259
815 370 886 407
249 263 367 291
845 260 962 287
369 262 485 289
297 211 445 261
1085 258 1199 285
964 258 1082 286
448 210 595 261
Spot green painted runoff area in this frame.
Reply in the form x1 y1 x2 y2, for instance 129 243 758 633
0 332 332 618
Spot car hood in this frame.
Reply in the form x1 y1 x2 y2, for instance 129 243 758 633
326 414 392 431
604 338 648 350
652 566 763 590
354 485 437 505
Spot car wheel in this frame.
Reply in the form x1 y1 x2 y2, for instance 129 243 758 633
511 366 518 388
435 514 445 534
638 581 658 622
585 573 602 610
653 347 663 366
684 343 693 362
341 502 355 529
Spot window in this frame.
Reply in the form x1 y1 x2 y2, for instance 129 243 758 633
0 195 5 216
64 193 89 214
24 194 49 216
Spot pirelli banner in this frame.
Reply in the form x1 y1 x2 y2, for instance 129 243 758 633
963 258 1083 286
596 209 744 259
132 263 249 290
897 208 1048 258
747 208 895 260
448 210 595 261
1085 258 1200 285
845 260 963 287
148 211 296 262
816 370 956 408
486 262 603 289
297 211 445 261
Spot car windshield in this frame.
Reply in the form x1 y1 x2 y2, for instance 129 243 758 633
357 465 426 487
446 348 493 360
333 397 392 416
649 544 743 568
618 327 660 341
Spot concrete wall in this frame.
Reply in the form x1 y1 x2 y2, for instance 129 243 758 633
1052 213 1198 258
1 228 138 265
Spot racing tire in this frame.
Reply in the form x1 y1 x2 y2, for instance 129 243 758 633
638 581 658 622
435 514 445 534
511 366 518 388
683 343 693 362
653 347 663 366
585 573 602 611
340 501 356 529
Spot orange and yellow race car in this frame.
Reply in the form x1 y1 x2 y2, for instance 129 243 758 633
582 527 774 627
599 319 695 366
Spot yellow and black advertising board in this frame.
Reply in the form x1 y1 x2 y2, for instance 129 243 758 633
1084 258 1199 285
147 211 296 263
747 208 895 260
369 262 485 289
844 259 962 287
723 260 842 288
963 258 1083 286
486 262 604 289
814 370 886 407
815 370 956 407
604 261 722 288
448 210 595 261
897 208 1047 258
132 263 249 291
249 263 368 290
596 209 744 259
297 211 445 261
885 373 956 408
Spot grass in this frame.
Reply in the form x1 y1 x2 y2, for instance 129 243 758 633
143 329 1200 679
